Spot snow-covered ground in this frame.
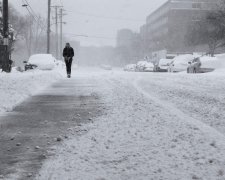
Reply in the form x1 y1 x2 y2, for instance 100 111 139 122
35 69 225 180
0 68 63 114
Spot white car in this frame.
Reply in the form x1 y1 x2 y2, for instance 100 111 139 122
169 54 195 72
158 59 174 72
144 62 154 72
136 61 154 72
124 64 136 72
26 54 56 71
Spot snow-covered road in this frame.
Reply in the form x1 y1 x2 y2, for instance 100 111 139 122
36 69 225 180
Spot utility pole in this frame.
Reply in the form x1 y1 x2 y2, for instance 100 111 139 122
47 0 51 54
51 5 63 59
2 0 9 72
55 7 58 59
28 18 33 56
59 8 66 60
60 8 63 60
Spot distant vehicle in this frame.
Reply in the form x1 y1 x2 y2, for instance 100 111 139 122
187 56 218 73
157 58 174 72
124 64 136 72
187 57 201 73
136 61 146 72
136 61 154 72
24 54 56 71
144 62 154 72
100 64 112 70
168 54 195 73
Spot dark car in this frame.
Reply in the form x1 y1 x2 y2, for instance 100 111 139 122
187 57 215 74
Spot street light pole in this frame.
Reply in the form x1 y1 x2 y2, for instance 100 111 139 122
47 0 51 54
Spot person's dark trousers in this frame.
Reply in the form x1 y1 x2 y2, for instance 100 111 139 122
64 57 73 75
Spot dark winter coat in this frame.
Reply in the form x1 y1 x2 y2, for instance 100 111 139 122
63 47 74 58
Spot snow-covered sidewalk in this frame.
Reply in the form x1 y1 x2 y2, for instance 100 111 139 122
0 69 62 114
36 70 225 180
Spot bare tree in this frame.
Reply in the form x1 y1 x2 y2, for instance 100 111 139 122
185 0 225 56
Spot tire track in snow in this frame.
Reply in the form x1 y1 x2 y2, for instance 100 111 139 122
133 78 225 145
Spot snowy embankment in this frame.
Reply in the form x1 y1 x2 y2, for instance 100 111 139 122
36 69 225 180
0 69 63 114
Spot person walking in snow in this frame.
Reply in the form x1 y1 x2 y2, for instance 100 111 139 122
63 43 74 78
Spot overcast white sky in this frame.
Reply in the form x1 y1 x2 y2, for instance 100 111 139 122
10 0 166 46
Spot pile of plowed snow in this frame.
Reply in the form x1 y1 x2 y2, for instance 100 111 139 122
0 69 63 114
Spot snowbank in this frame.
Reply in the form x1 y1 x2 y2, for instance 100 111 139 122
36 69 225 180
0 69 62 114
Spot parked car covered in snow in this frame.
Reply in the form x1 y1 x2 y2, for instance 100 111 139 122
124 64 136 72
136 61 154 72
157 58 174 72
168 54 195 73
24 54 56 71
187 56 221 73
144 62 154 72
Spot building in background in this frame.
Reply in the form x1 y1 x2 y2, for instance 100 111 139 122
140 0 219 56
116 29 134 47
78 46 115 66
116 29 142 65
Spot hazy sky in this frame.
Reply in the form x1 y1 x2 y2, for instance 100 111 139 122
11 0 166 46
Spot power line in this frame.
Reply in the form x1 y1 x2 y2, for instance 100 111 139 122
66 33 116 41
22 0 37 22
66 10 145 22
24 0 39 20
24 7 47 31
66 33 138 42
21 0 47 31
22 0 38 22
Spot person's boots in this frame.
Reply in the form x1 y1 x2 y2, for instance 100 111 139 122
67 74 71 78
